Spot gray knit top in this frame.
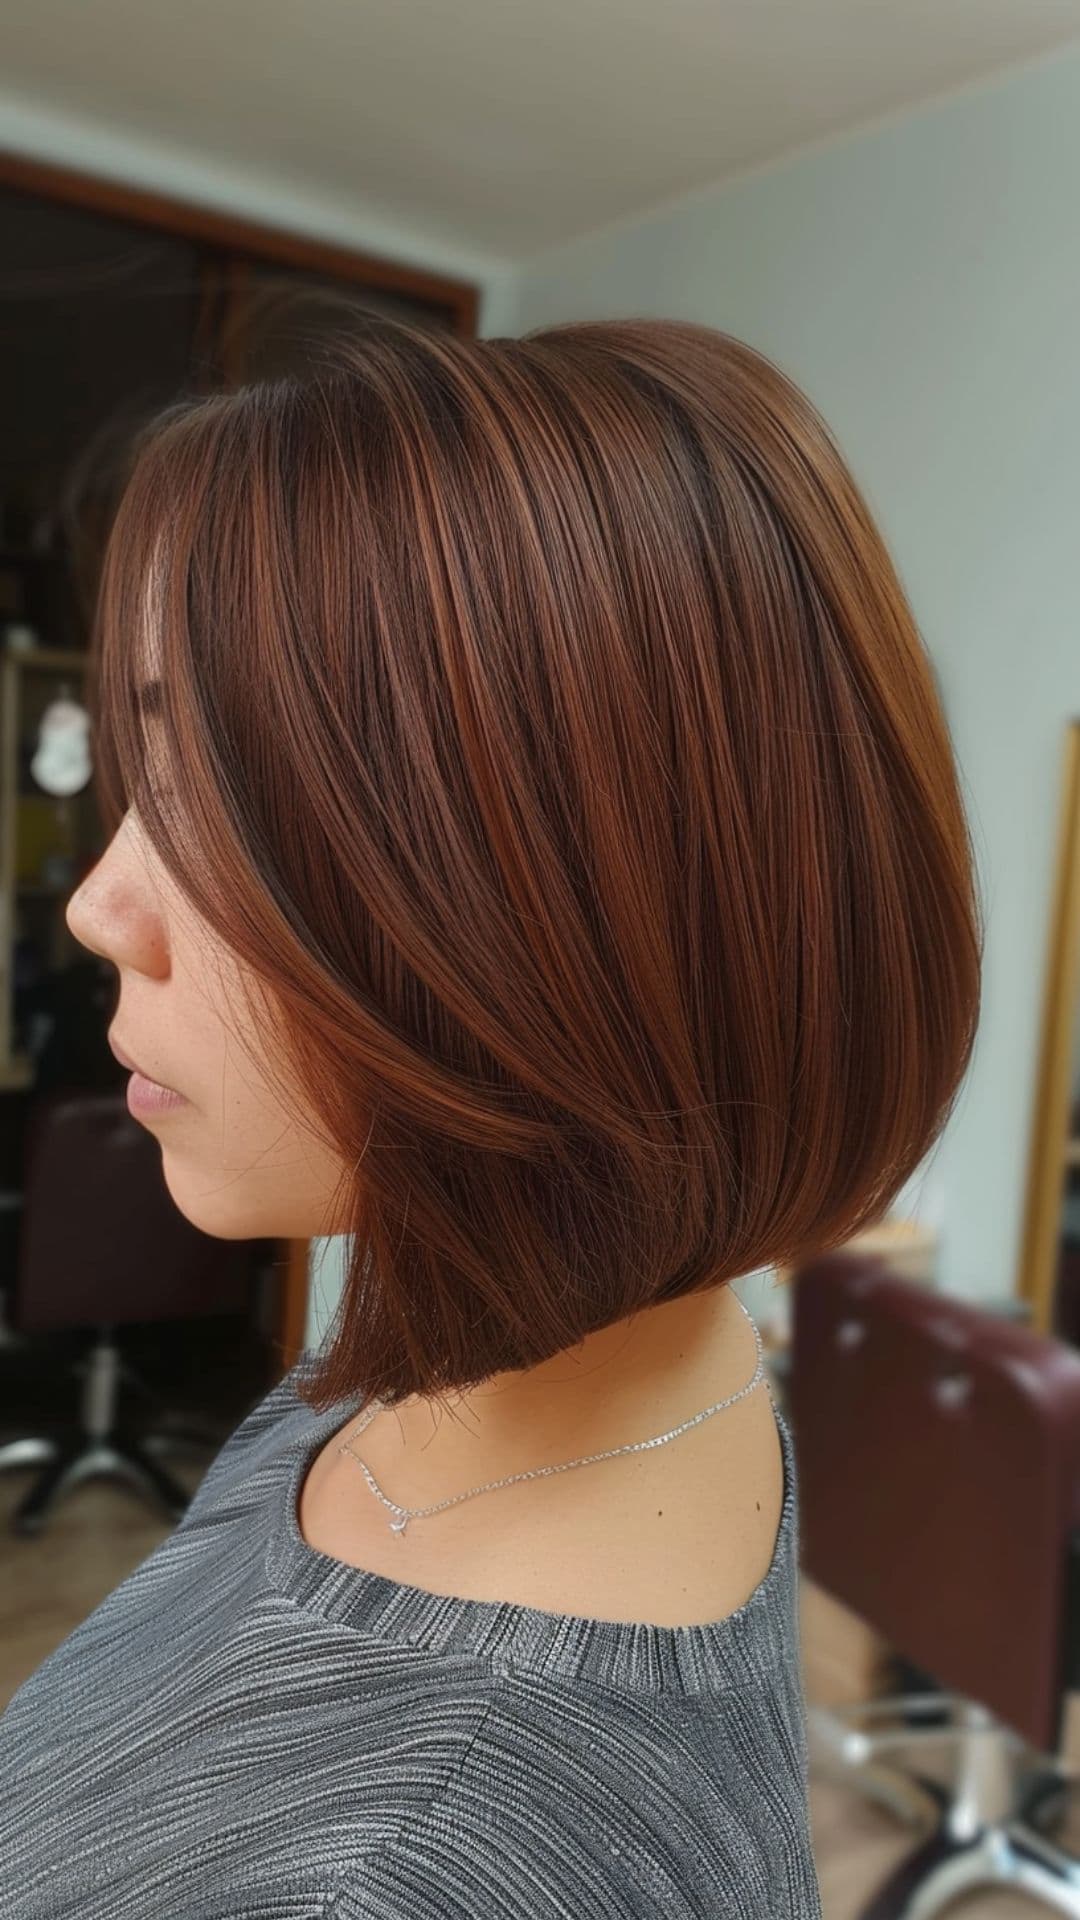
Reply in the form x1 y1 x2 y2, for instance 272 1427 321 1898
0 1348 822 1918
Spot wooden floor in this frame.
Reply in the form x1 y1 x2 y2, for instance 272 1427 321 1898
1 1450 1075 1916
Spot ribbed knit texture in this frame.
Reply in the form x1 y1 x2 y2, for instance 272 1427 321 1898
0 1348 822 1918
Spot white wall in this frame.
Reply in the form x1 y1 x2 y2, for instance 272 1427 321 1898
304 1237 349 1354
501 42 1080 1309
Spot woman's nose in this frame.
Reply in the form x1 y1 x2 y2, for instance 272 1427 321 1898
65 851 112 962
65 821 168 978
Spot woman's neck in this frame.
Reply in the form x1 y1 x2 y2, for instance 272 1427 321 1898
350 1282 759 1509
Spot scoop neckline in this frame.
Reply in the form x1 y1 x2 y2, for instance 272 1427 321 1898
263 1362 800 1696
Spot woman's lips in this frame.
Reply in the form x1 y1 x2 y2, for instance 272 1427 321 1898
126 1071 189 1118
107 1030 188 1115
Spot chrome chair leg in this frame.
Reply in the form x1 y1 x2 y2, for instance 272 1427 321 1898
0 1332 206 1534
810 1696 1080 1917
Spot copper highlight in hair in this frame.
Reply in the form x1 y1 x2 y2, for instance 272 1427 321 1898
89 316 983 1411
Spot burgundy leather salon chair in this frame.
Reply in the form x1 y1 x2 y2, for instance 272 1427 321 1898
0 1087 262 1536
788 1252 1080 1917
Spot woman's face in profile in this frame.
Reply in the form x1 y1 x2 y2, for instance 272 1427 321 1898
65 806 347 1242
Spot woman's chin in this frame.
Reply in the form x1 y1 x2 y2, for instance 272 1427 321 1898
157 1151 335 1242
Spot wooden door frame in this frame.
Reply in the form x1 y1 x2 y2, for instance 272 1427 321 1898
1018 718 1080 1332
277 1239 314 1375
0 150 479 333
1 147 480 1371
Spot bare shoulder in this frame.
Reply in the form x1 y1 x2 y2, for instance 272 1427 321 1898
517 1376 786 1628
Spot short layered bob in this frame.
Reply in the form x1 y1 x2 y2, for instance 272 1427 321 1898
91 315 983 1413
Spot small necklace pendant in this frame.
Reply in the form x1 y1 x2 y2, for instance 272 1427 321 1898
390 1514 409 1535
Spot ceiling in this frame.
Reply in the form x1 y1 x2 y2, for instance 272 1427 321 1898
4 0 1080 265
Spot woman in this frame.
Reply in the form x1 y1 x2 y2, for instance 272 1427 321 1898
0 316 981 1917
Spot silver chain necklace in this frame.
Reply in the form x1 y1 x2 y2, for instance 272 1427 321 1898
338 1291 769 1536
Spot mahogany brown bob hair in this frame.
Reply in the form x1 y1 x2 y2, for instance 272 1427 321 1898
90 315 983 1413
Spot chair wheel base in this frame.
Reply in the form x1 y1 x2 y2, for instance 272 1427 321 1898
0 1427 193 1533
859 1817 1080 1919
